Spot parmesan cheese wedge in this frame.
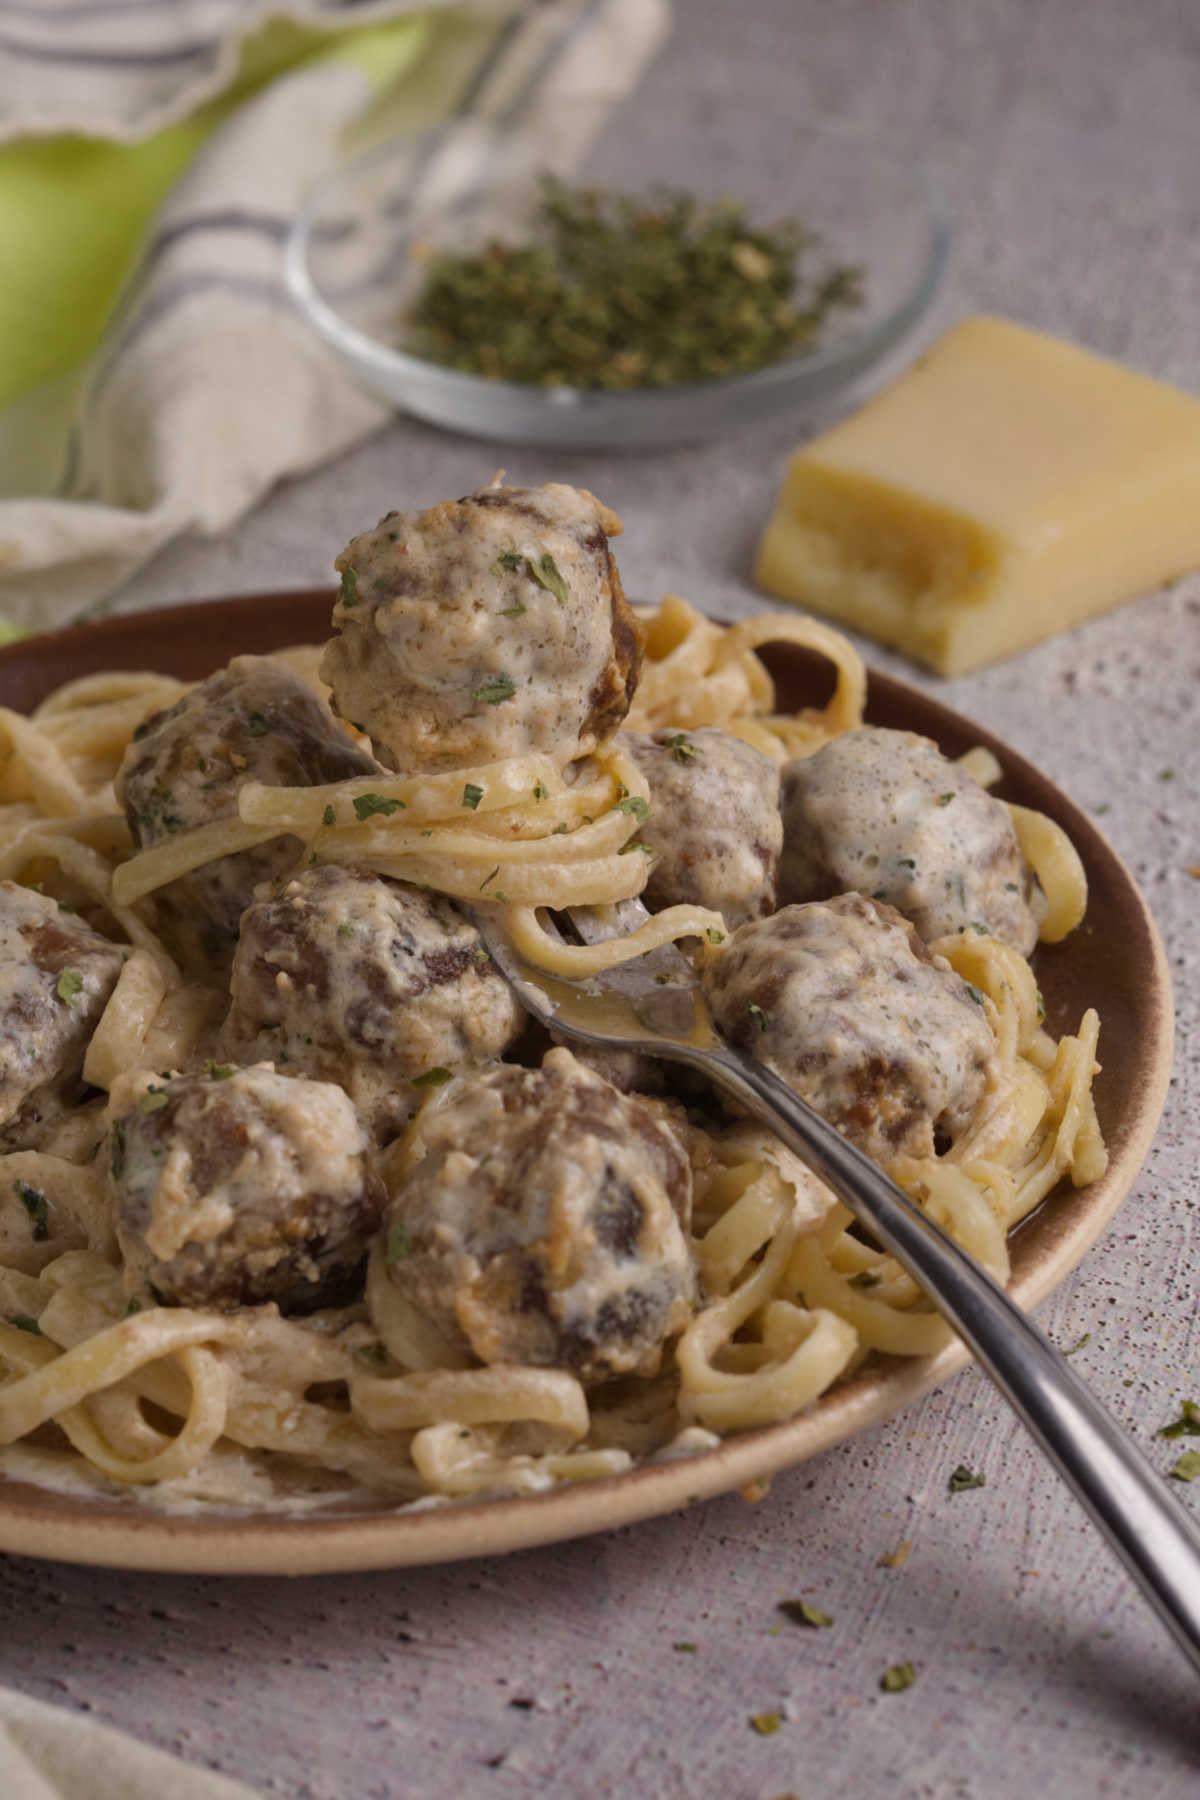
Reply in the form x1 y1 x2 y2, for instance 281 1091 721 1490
754 316 1200 674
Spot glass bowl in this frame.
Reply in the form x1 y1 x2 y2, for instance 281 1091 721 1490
285 101 949 451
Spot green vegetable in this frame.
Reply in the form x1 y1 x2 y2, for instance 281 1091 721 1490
532 783 548 800
472 676 517 705
527 552 569 605
777 1599 832 1628
15 1180 48 1242
386 1225 414 1265
56 968 84 1006
411 1067 454 1089
948 1464 986 1493
880 1662 917 1693
666 733 697 764
353 793 407 821
499 604 527 619
322 804 336 827
406 174 863 390
462 783 484 811
495 551 524 572
339 567 359 608
615 794 650 822
110 1118 126 1180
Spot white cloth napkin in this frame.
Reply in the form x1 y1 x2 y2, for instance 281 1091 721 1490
0 0 669 629
0 1684 262 1800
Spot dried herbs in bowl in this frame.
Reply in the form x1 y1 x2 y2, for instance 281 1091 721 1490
404 176 864 391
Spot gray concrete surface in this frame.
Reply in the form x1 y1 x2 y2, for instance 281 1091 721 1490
2 1 1199 1794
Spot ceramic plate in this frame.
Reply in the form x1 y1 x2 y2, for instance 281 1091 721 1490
0 594 1173 1573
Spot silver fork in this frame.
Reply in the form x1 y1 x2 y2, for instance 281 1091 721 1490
474 896 1200 1679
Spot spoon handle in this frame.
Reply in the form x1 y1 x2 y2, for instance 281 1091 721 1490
704 1046 1200 1681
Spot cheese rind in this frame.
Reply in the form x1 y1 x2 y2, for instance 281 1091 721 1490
754 316 1200 674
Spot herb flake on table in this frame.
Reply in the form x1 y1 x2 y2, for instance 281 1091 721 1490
1063 1333 1091 1355
880 1661 917 1693
948 1464 986 1493
1169 1450 1200 1482
777 1599 833 1628
1157 1400 1200 1439
750 1712 783 1736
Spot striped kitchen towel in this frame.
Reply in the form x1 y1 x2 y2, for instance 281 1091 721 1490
0 0 670 630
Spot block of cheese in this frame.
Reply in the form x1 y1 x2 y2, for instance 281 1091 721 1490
754 315 1200 674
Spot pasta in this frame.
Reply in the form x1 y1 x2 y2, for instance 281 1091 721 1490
0 488 1107 1514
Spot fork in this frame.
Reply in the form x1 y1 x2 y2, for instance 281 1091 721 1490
474 896 1200 1679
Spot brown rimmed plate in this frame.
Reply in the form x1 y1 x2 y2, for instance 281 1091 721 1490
0 593 1174 1574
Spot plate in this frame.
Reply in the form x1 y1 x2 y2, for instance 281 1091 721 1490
0 593 1172 1573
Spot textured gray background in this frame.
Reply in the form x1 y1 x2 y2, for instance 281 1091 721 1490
3 1 1200 1795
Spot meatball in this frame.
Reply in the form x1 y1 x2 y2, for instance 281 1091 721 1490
623 726 781 929
318 483 641 774
702 894 996 1163
0 883 126 1151
116 655 378 946
384 1048 695 1382
109 1064 380 1312
779 726 1041 953
220 865 525 1143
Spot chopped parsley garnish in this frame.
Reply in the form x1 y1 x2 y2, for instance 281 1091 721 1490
352 793 407 821
462 783 484 811
339 567 359 607
972 921 990 935
55 968 83 1006
246 711 270 736
705 927 725 945
110 1119 126 1180
1157 1400 1200 1439
748 1002 769 1032
938 792 954 806
492 891 509 903
411 1067 454 1089
533 783 548 800
618 841 654 855
749 1713 782 1736
777 1599 832 1628
1036 988 1046 1022
615 794 650 822
499 603 527 619
666 733 697 764
1169 1450 1200 1482
849 1269 881 1289
15 1180 48 1242
322 804 336 827
496 551 524 572
385 1225 414 1265
1063 1333 1091 1355
673 1641 697 1653
527 552 569 605
337 922 355 937
473 676 517 705
123 1298 142 1317
964 982 986 1008
553 822 570 834
138 1088 168 1114
948 1464 986 1493
880 1662 917 1693
202 1061 236 1080
11 1314 41 1336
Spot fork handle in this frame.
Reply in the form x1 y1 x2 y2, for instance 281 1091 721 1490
699 1045 1200 1680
